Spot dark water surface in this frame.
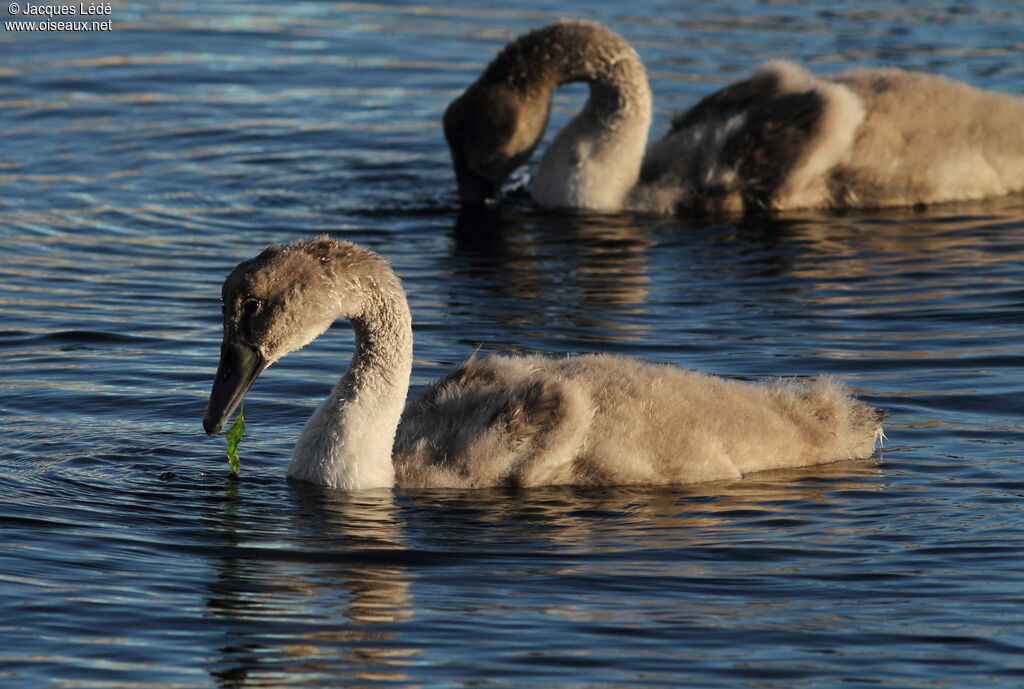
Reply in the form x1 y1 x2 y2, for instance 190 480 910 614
2 1 1023 687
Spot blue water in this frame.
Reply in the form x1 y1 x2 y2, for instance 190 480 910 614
2 1 1023 687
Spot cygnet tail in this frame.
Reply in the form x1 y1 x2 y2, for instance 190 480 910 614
823 380 887 459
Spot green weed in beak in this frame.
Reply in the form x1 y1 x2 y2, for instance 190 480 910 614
225 404 245 475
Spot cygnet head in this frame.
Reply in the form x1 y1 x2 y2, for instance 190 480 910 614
443 80 550 205
202 238 391 436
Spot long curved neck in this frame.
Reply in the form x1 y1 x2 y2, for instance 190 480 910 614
288 285 413 491
495 22 652 209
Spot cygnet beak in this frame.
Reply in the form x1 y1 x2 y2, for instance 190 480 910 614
453 165 500 206
203 341 267 436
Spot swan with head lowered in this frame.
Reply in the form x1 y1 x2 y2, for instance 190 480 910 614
443 20 1024 214
202 237 885 491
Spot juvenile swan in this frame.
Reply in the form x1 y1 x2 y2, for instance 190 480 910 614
443 20 1024 213
203 238 885 491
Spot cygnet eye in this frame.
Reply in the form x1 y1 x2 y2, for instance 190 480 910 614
239 299 262 333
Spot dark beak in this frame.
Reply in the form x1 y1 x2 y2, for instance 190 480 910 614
203 341 267 436
452 162 500 206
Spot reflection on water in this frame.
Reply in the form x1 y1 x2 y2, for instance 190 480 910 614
206 488 418 686
195 459 889 686
449 207 655 345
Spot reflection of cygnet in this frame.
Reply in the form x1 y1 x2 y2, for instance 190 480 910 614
444 21 1024 213
204 238 886 491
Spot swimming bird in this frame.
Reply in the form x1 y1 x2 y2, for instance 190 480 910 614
202 237 885 491
443 20 1024 214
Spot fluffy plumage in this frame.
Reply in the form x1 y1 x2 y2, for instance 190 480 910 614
203 237 886 492
443 21 1024 213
